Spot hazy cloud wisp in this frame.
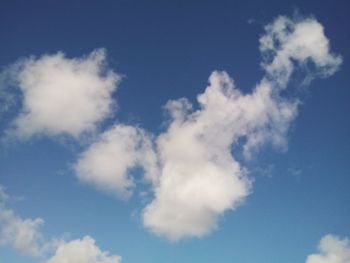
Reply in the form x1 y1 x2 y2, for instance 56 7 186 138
0 187 45 257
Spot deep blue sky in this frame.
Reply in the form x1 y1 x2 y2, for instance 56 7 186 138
0 0 349 262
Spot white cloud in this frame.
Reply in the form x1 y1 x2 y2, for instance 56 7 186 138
260 16 342 86
306 235 350 263
0 14 343 243
0 211 44 257
142 72 294 240
141 15 341 240
0 187 45 257
75 124 159 198
0 186 122 263
46 236 121 263
71 15 341 241
9 48 120 139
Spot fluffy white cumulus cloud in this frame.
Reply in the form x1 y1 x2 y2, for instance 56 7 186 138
141 15 341 240
9 48 120 138
46 236 121 263
75 124 159 198
73 15 341 241
0 187 45 257
306 235 350 263
142 72 295 240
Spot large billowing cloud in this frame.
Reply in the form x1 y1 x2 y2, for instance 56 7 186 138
74 15 341 241
306 235 350 263
142 15 341 240
47 236 121 263
9 48 120 139
142 72 295 240
0 186 122 263
75 124 159 198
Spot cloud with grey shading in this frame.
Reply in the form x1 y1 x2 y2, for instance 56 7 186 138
0 14 342 242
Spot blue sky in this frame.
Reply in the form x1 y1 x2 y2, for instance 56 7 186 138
0 1 349 263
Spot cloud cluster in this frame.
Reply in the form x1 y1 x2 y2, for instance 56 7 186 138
72 15 341 241
0 186 122 263
306 235 350 263
9 48 120 139
0 14 342 243
3 186 350 263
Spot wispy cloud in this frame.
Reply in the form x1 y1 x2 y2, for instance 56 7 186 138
260 15 342 86
0 186 46 257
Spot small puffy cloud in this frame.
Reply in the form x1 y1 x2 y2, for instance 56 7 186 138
0 187 45 257
46 236 121 263
306 235 350 263
75 124 159 198
8 48 120 139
